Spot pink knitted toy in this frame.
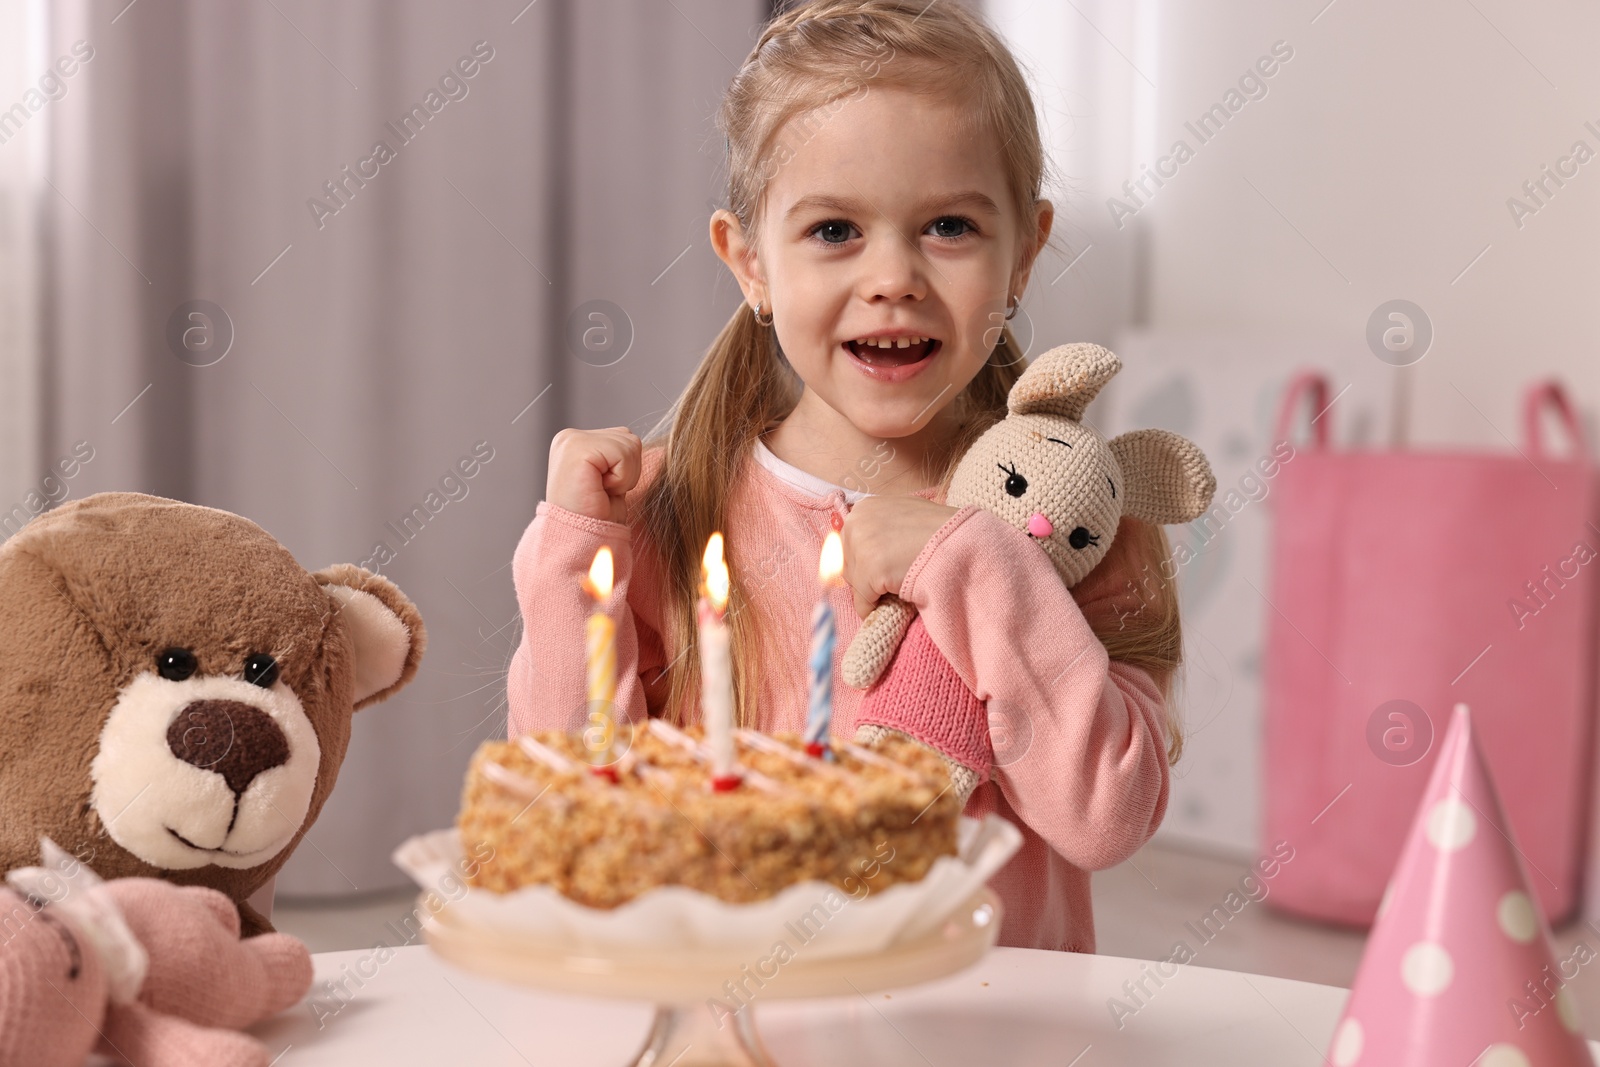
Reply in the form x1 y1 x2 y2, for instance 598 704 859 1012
847 344 1216 801
0 843 311 1067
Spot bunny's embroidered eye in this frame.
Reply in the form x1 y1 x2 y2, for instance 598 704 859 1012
1107 476 1117 499
998 461 1027 498
1068 527 1099 550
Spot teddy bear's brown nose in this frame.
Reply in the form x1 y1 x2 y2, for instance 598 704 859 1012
166 700 290 796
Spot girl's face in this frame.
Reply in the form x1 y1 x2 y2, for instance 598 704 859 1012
715 85 1052 442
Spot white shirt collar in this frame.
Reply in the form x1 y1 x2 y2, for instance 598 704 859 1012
752 438 871 503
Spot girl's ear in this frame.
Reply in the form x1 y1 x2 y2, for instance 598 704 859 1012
1108 429 1218 526
314 563 427 710
1008 343 1122 420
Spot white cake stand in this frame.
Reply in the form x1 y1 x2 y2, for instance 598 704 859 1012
421 887 1002 1066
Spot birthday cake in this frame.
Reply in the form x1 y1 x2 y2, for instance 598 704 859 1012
456 721 961 908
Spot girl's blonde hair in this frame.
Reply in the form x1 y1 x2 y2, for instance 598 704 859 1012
636 0 1187 764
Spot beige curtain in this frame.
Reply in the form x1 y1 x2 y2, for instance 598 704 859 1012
0 2 45 521
41 0 764 896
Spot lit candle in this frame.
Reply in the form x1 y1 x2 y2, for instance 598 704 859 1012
583 546 617 776
699 532 740 790
805 530 843 759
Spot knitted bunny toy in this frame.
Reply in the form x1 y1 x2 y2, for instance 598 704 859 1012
0 840 311 1067
845 343 1216 802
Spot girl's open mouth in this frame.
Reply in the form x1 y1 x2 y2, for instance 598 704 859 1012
843 337 942 382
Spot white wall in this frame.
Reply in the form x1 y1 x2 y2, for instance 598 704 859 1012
995 0 1600 858
1143 0 1600 446
1143 0 1600 858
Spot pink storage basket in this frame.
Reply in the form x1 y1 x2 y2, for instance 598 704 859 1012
1260 372 1600 927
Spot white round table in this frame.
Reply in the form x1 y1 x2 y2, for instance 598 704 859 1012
233 944 1600 1065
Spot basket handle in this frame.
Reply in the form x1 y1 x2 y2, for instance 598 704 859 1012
1522 380 1588 462
1273 370 1333 452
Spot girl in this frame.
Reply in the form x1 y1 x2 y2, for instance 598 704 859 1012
507 0 1183 955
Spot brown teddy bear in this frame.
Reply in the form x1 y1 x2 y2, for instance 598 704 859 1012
0 492 426 936
846 343 1216 800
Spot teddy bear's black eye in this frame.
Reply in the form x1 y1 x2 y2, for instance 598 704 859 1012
1068 527 1099 550
156 648 197 681
243 653 279 689
998 462 1028 498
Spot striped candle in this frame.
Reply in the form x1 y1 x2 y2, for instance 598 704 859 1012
805 530 844 758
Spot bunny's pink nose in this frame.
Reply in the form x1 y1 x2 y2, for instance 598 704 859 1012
1027 513 1054 538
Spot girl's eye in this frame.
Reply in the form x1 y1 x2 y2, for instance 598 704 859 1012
807 219 857 246
927 215 977 241
805 215 978 247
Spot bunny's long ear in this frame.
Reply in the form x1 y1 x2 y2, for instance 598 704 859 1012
1008 343 1122 420
1108 429 1218 526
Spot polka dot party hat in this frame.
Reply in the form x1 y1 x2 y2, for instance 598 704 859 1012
1328 703 1594 1066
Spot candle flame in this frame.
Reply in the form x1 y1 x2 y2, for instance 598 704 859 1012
706 559 729 610
818 529 843 584
701 532 729 610
585 546 614 601
702 532 724 573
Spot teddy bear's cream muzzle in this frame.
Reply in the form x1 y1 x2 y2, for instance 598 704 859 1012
89 672 322 871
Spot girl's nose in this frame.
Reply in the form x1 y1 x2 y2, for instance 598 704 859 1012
857 238 928 304
1027 513 1053 538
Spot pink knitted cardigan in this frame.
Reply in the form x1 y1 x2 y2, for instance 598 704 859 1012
506 446 1172 953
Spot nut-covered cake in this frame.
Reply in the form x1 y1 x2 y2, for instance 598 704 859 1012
456 720 960 908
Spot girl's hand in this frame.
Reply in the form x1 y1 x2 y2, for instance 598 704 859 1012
839 496 960 618
546 427 642 524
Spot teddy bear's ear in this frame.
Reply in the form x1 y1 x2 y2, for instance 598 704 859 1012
313 564 426 711
1108 428 1218 526
1007 343 1122 420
